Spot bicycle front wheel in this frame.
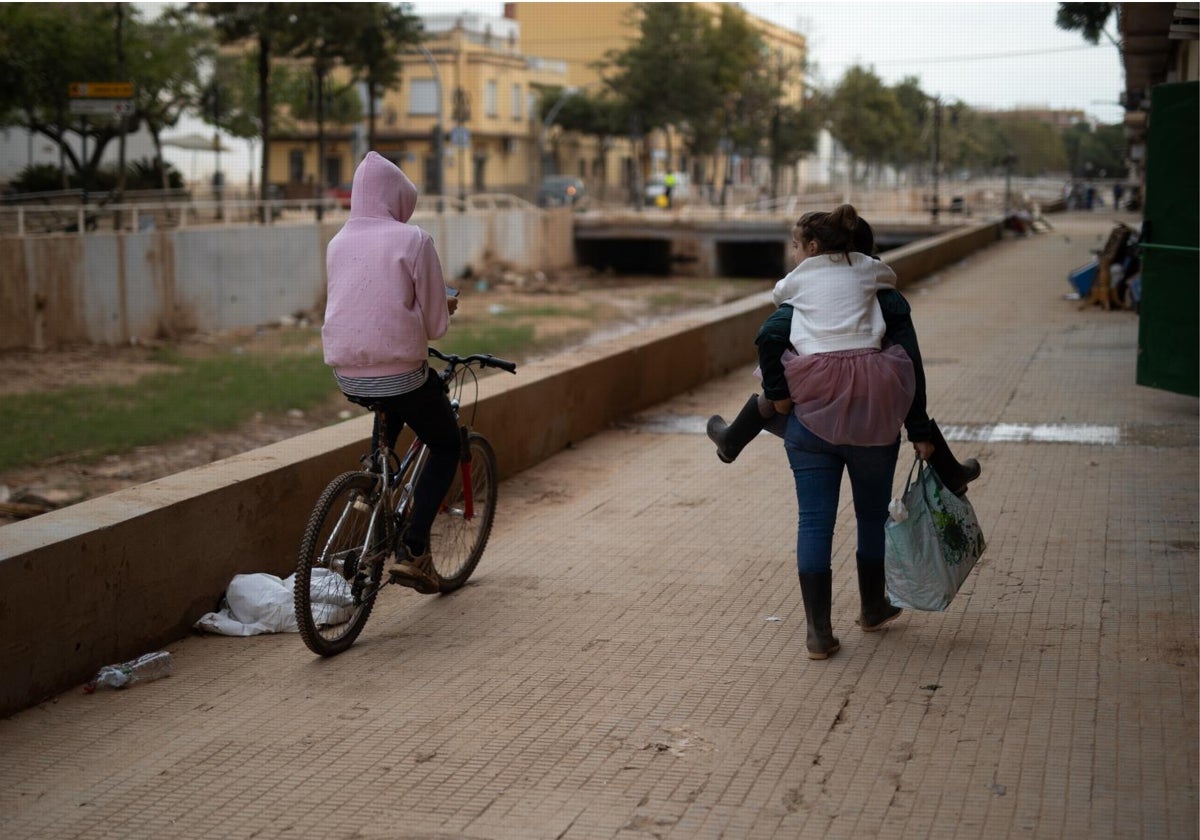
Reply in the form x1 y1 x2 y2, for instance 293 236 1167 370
430 432 498 592
295 471 387 656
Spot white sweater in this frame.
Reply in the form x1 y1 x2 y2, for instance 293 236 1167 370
771 253 897 354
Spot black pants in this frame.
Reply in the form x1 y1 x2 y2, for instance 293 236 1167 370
348 372 460 551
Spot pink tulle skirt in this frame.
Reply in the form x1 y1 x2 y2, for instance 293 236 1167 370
782 346 916 446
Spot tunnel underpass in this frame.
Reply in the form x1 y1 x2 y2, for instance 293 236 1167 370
575 238 674 276
715 240 788 278
572 222 926 278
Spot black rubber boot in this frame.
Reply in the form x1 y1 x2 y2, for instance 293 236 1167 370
798 571 840 659
856 553 902 631
927 419 981 496
706 395 768 463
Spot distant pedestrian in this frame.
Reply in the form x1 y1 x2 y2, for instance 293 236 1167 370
1113 182 1124 211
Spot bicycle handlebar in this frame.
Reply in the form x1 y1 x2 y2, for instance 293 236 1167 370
428 346 518 375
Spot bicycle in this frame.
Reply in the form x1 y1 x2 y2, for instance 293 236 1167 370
294 347 517 656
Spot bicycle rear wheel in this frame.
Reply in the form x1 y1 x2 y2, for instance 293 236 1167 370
430 432 498 592
295 471 388 656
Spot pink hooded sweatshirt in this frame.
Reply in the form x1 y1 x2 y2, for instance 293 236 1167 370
322 151 448 378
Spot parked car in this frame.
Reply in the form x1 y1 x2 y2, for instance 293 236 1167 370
327 183 352 209
537 175 586 208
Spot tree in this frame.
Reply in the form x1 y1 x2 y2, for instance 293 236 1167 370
339 3 424 152
826 65 907 183
702 3 791 200
0 5 215 194
702 3 766 153
766 102 818 196
131 6 216 191
991 114 1068 175
0 4 135 189
275 4 358 208
602 2 718 184
197 2 298 205
1056 3 1119 47
1063 120 1126 179
888 76 930 174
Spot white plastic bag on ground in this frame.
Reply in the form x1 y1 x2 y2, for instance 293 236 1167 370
194 572 354 636
195 573 296 636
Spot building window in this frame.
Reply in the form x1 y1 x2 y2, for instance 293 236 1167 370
485 80 498 118
325 156 342 189
510 83 522 120
289 149 304 183
409 79 438 116
527 91 538 122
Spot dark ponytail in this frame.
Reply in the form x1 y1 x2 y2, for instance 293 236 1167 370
794 203 860 262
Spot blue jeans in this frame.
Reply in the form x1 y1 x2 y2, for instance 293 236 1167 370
784 414 900 575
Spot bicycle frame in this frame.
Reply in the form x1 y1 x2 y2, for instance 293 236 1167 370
296 348 515 655
351 349 515 565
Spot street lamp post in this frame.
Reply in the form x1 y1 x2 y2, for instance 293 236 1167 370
453 86 470 210
930 95 942 224
1002 151 1018 212
414 45 444 211
540 86 579 187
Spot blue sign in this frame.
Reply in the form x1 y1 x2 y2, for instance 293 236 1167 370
451 126 470 147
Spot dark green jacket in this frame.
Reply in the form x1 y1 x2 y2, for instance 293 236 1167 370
755 289 933 443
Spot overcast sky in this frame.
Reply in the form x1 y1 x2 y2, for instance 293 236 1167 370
410 1 1123 116
164 1 1127 181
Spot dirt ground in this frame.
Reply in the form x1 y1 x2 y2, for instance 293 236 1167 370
0 270 769 523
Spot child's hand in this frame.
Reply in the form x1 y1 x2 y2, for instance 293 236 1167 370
913 441 934 461
772 399 793 415
447 296 459 316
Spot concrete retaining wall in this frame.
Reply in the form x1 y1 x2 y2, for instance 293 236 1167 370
884 221 1002 285
0 219 1001 717
0 207 575 350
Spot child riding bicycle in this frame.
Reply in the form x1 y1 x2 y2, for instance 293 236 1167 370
322 151 460 595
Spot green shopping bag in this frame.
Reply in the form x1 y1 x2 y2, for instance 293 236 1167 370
884 457 986 611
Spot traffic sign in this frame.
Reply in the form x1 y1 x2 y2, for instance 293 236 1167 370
69 99 134 116
451 126 470 147
69 82 134 99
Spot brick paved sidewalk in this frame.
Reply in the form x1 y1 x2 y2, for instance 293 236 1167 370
1 212 1195 839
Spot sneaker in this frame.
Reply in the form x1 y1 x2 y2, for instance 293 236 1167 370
387 543 441 594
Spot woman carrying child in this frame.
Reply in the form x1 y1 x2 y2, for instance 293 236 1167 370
707 205 978 660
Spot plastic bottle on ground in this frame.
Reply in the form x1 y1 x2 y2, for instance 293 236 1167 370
85 651 174 692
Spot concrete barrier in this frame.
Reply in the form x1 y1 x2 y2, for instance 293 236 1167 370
883 221 1002 286
0 219 1001 717
0 207 574 350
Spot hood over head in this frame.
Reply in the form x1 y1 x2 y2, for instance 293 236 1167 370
349 150 417 222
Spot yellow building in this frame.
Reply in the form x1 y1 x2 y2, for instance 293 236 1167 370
269 12 565 200
510 2 807 194
268 3 807 202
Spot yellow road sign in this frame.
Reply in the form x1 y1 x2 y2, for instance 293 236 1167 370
69 82 134 99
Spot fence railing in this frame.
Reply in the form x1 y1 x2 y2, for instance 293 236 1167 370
0 191 543 236
0 179 1066 237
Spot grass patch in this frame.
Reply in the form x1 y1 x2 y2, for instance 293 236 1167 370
495 303 585 319
0 351 338 471
437 322 538 359
1 280 767 472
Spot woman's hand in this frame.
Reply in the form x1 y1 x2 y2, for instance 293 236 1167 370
913 441 935 461
447 295 459 316
772 398 793 415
